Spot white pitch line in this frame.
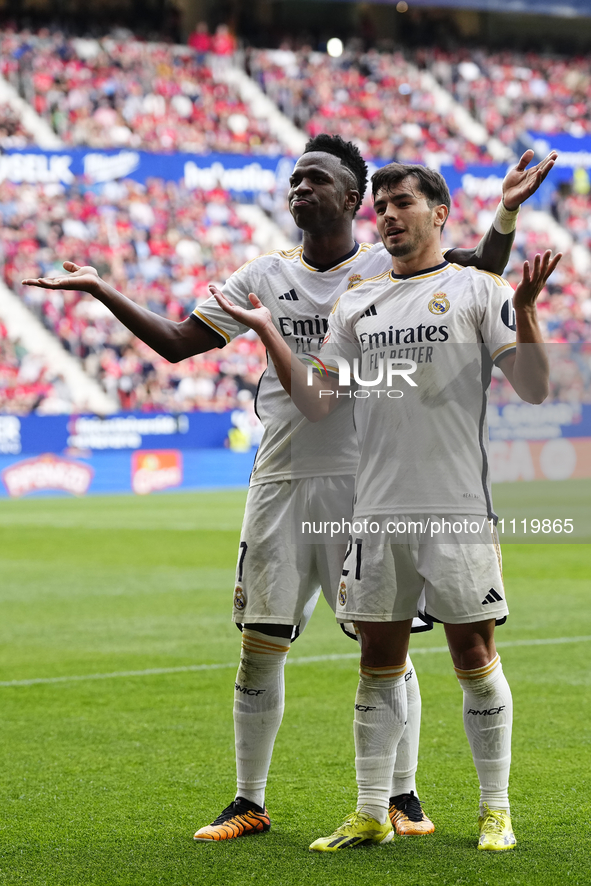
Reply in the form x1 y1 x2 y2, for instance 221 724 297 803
0 635 589 689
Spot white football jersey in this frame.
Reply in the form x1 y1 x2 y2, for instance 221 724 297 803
193 241 393 485
321 260 517 518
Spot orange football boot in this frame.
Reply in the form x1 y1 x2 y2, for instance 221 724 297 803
194 797 271 841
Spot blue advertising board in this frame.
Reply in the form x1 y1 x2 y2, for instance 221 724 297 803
2 404 590 461
0 147 295 197
0 411 257 497
441 162 579 209
1 149 580 212
0 411 237 456
0 448 255 497
528 132 591 172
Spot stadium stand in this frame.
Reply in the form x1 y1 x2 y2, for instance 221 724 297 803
247 47 495 165
0 320 77 414
1 176 268 412
553 184 591 254
3 168 587 413
0 29 286 154
418 48 591 145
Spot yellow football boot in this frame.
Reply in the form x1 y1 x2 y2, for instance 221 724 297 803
477 804 516 851
309 810 394 852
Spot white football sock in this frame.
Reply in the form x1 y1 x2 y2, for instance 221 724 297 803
233 629 290 809
355 663 408 824
455 654 512 814
390 655 421 798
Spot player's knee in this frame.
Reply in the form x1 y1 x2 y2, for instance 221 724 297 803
357 621 410 668
444 620 496 670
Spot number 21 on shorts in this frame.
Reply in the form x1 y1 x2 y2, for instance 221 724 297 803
342 536 363 580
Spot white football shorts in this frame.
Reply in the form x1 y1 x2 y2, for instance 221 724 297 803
231 476 354 629
336 519 508 626
231 479 432 636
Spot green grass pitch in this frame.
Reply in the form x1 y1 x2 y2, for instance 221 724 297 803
0 483 590 886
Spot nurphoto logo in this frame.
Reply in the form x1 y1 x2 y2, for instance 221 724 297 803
303 354 418 399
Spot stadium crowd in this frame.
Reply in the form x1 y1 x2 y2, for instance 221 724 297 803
552 182 591 254
1 176 267 412
418 48 591 145
2 30 589 158
248 47 492 166
0 323 75 414
0 28 284 154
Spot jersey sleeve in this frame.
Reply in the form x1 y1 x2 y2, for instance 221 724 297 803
191 262 255 344
476 271 518 365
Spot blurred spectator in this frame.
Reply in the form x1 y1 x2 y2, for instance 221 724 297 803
211 24 237 58
0 101 31 147
188 22 211 58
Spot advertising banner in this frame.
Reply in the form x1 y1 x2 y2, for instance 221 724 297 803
0 411 236 457
1 453 94 498
5 404 591 460
0 448 254 498
0 411 257 498
131 450 183 495
0 147 294 197
0 149 580 209
528 132 591 171
440 163 573 209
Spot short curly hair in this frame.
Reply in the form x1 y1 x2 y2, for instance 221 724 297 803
303 134 368 216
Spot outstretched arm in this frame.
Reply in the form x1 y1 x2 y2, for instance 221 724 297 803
499 250 561 404
22 262 219 362
209 285 336 422
446 150 558 275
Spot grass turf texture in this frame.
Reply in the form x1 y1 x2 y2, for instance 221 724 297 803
0 484 589 886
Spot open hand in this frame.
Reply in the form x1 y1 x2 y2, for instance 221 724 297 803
210 284 274 338
502 150 557 211
22 261 101 296
513 250 562 311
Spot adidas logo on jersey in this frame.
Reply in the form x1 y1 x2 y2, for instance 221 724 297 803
362 304 377 317
482 588 503 605
279 289 299 301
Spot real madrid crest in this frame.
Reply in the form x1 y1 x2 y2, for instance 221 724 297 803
347 274 362 290
428 293 450 314
234 586 246 610
338 581 347 606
